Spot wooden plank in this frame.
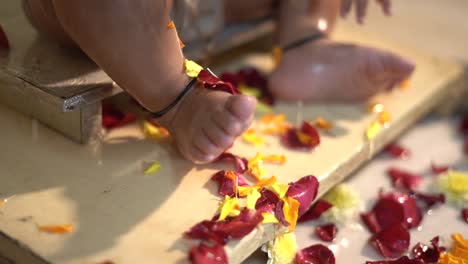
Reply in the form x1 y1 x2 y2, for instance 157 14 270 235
0 38 465 264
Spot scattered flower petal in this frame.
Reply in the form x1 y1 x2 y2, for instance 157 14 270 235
379 111 392 125
143 120 170 140
435 170 468 206
439 233 468 264
185 59 204 78
198 69 240 95
167 20 176 29
247 153 266 181
282 197 300 231
315 223 338 242
412 192 445 209
218 196 240 221
189 243 228 264
242 129 265 146
463 208 468 224
411 236 445 263
313 117 333 131
367 120 383 140
0 24 10 50
361 192 422 233
282 122 320 150
211 170 249 197
286 175 319 217
370 223 410 259
215 152 248 173
298 199 333 223
144 161 161 175
255 189 281 214
296 244 336 264
38 224 74 234
387 167 422 191
322 184 361 223
385 144 411 159
365 256 423 264
262 154 287 164
266 232 297 264
102 104 137 129
261 212 279 224
430 162 449 175
246 188 262 210
400 79 410 90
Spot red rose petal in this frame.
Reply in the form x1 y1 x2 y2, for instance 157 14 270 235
413 192 445 209
185 209 263 245
211 170 249 197
189 243 228 264
462 208 468 223
387 168 422 191
296 244 336 264
274 199 290 227
101 104 137 129
385 144 411 159
298 199 333 223
0 24 10 50
215 153 248 173
361 192 422 233
430 162 449 175
237 67 275 105
366 256 424 264
255 189 280 214
370 223 410 259
286 175 319 216
198 69 240 95
460 115 468 136
281 122 320 150
411 236 445 263
220 72 243 87
315 223 338 242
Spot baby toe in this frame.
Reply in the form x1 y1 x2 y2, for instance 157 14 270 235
191 131 220 163
213 111 244 137
204 124 235 149
225 95 257 121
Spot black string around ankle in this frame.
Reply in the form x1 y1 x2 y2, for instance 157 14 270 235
282 31 326 52
151 77 198 119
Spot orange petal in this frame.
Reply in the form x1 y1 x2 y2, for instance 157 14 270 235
167 20 176 29
282 197 300 232
400 79 410 90
314 117 333 131
262 154 287 164
379 111 392 125
38 224 74 234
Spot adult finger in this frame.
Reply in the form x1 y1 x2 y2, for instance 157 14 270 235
355 0 369 24
340 0 353 18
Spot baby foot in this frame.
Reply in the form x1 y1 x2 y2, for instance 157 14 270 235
160 88 257 164
269 39 415 102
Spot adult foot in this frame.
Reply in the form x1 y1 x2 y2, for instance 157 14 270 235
269 39 415 102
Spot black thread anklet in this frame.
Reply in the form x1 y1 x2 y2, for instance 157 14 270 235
282 31 326 52
151 77 198 119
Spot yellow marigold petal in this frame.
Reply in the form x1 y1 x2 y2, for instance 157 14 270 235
248 153 266 181
238 186 254 197
184 59 203 78
366 120 383 140
38 224 74 234
242 129 265 147
268 183 290 199
452 233 468 251
267 232 298 264
256 102 275 114
261 114 286 125
246 188 262 210
263 154 287 164
239 84 262 98
314 116 333 131
282 197 300 232
167 20 176 29
272 46 283 67
144 161 161 175
218 196 240 221
143 121 170 140
256 176 277 188
262 212 279 224
379 111 392 125
366 102 385 113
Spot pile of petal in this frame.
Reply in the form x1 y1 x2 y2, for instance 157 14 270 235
187 149 321 264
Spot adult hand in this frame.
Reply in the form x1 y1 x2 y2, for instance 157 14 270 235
340 0 391 24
